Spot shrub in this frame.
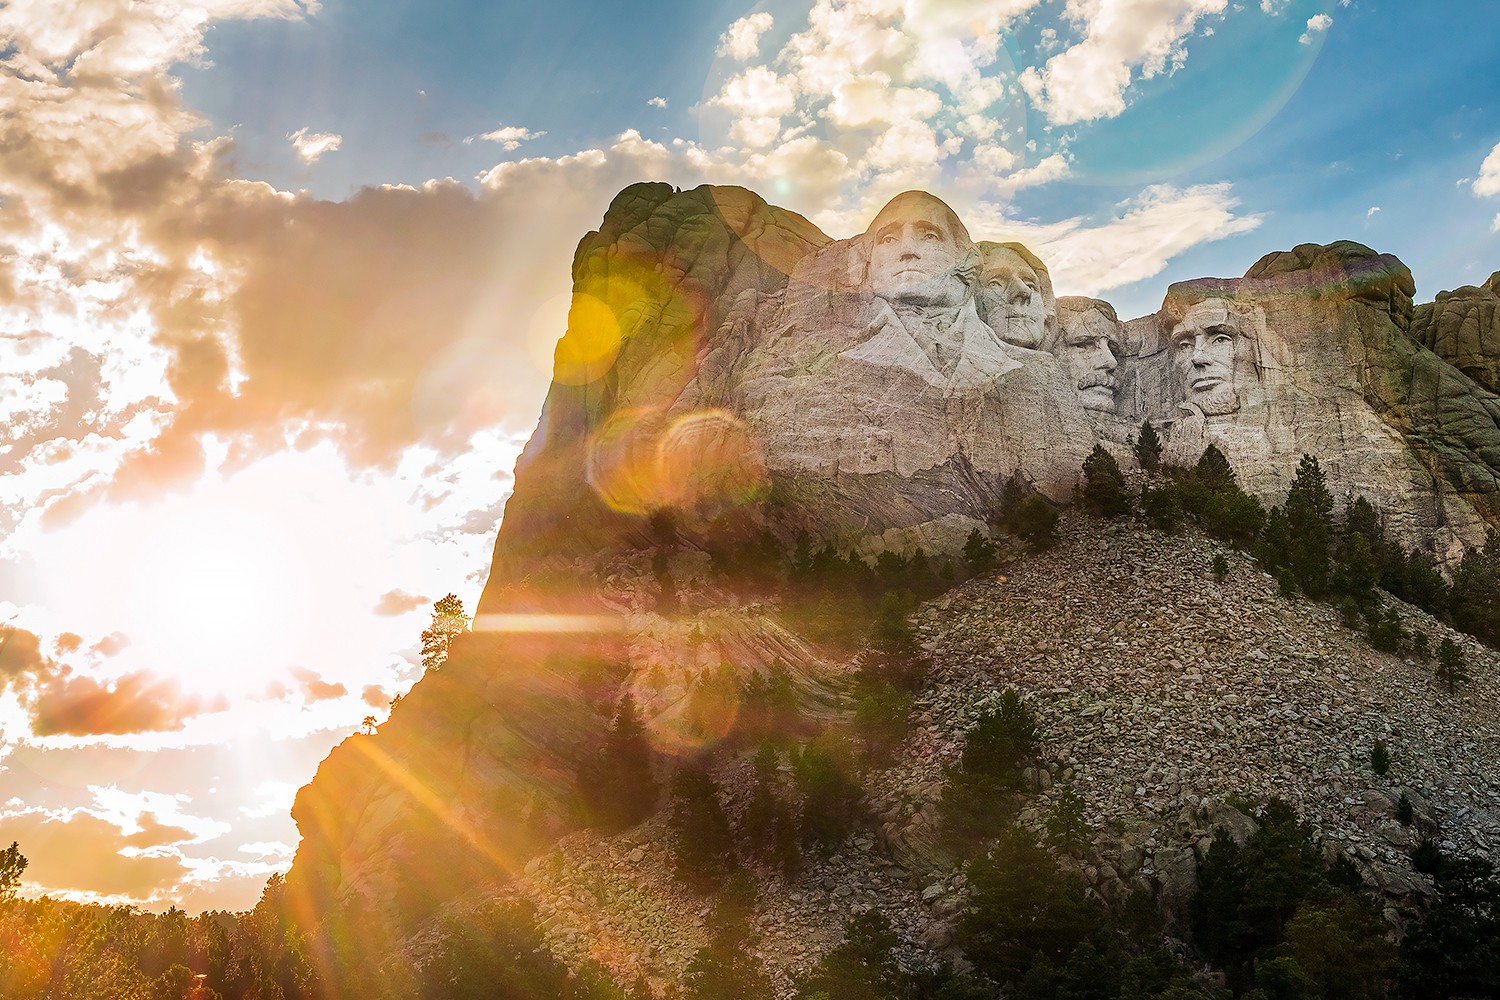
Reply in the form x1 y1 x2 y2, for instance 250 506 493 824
963 527 998 572
1436 637 1471 693
668 766 738 893
1371 739 1391 777
1014 495 1059 548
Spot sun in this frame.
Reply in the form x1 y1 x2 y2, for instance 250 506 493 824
125 503 313 694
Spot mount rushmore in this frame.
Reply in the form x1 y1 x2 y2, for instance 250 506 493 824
478 183 1500 612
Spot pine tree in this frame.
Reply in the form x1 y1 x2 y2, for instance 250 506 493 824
1081 444 1131 517
668 766 738 892
579 694 659 830
1285 454 1334 598
1436 638 1471 693
0 840 26 900
1134 420 1163 472
1195 443 1236 491
963 527 998 572
419 593 468 671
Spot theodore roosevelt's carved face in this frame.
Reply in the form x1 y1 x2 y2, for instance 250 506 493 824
1059 308 1121 413
1172 298 1251 416
866 194 969 306
977 245 1047 349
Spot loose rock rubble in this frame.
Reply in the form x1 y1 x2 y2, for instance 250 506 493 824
511 515 1500 994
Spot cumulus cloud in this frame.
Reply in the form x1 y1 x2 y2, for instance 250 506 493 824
374 589 430 616
647 96 667 109
1299 13 1333 44
1473 141 1500 198
32 669 208 736
467 125 546 151
1367 206 1380 217
288 127 342 163
1021 0 1229 125
289 666 346 703
718 12 775 60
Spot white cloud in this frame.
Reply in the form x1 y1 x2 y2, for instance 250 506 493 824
718 11 775 60
1299 13 1333 44
1259 0 1290 12
1492 212 1500 234
1021 0 1231 125
288 127 341 163
1367 206 1380 217
467 125 546 151
1473 140 1500 198
647 96 668 108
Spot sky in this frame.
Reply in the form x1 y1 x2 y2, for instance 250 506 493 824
1 0 1498 913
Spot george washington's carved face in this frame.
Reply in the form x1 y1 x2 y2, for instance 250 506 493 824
1172 298 1252 416
866 194 970 306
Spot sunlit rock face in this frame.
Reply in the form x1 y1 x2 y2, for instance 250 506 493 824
289 185 1500 925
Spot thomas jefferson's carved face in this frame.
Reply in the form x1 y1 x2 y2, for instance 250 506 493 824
867 197 968 305
1172 298 1250 416
976 247 1047 348
1061 310 1121 413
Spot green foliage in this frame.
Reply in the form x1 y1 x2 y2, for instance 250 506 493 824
1189 798 1394 995
740 664 801 743
1366 607 1405 654
793 731 863 851
1135 420 1163 472
1284 455 1334 599
1015 495 1060 548
1201 485 1265 548
1141 482 1184 533
668 766 739 893
858 594 930 694
957 825 1108 984
1451 532 1500 647
1045 785 1090 857
1082 444 1132 518
743 743 800 874
1195 444 1236 492
1412 629 1431 660
941 690 1041 850
421 898 622 1000
419 592 468 671
1211 553 1230 580
578 694 659 831
0 841 26 901
1397 792 1414 827
1371 739 1391 777
683 896 775 1000
794 910 906 1000
963 528 998 573
853 682 914 764
1399 854 1500 998
1436 637 1471 693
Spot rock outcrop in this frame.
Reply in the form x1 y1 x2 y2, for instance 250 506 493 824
480 190 1500 618
288 183 1500 979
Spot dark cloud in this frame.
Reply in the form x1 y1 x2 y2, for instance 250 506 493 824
373 589 428 616
31 669 202 736
288 666 346 703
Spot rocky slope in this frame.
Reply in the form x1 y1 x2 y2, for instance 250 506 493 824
285 183 1500 989
481 516 1498 995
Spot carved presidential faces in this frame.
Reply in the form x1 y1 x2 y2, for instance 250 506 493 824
1055 298 1122 413
866 192 973 307
975 243 1054 349
1171 298 1252 416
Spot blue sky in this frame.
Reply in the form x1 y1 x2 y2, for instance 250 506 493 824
2 0 1499 911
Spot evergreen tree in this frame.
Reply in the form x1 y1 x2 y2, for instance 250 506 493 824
578 694 659 830
1081 445 1131 517
1134 420 1163 472
419 593 468 671
1284 454 1334 598
1014 495 1059 548
668 766 738 892
1371 739 1391 777
1195 444 1236 491
0 840 26 900
1436 637 1471 693
1451 533 1500 647
962 528 998 572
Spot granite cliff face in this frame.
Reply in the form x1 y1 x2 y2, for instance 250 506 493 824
480 189 1500 617
287 184 1500 967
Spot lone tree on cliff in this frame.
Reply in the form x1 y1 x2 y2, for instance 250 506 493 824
420 593 469 671
1436 637 1471 693
1134 420 1163 472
